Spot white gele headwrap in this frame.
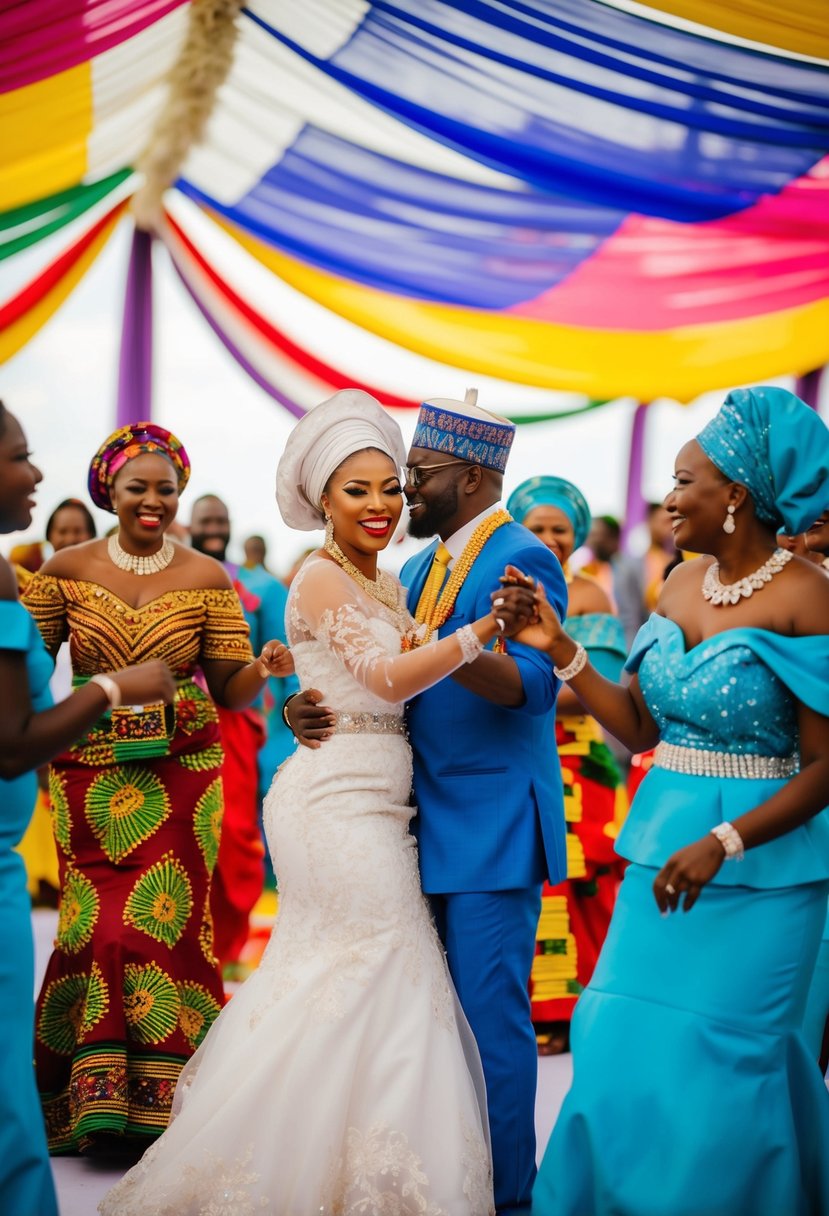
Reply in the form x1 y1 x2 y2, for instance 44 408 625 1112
276 389 407 531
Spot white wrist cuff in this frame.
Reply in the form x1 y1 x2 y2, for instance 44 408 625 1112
89 673 122 709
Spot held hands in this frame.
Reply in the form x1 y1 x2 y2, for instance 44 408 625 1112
653 835 726 914
256 641 296 679
492 565 566 652
112 660 176 705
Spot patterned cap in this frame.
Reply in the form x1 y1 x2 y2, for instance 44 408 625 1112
88 422 191 513
411 390 515 473
506 475 591 550
696 387 829 535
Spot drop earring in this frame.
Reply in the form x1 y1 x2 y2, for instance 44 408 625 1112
723 505 736 535
324 514 334 548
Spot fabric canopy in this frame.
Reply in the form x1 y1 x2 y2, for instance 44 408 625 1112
1 0 828 409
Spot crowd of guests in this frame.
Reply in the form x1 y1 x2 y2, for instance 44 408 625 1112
0 385 827 1215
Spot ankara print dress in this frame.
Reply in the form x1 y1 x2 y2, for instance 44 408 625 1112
23 574 253 1153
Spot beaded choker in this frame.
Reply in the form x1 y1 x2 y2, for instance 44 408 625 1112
107 534 175 576
701 547 791 606
323 536 402 615
408 509 512 647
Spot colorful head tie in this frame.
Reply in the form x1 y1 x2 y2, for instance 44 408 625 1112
411 389 515 474
88 422 191 513
507 475 592 550
696 387 829 535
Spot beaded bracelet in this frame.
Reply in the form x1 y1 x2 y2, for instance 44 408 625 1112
710 821 745 861
553 642 587 682
456 624 485 665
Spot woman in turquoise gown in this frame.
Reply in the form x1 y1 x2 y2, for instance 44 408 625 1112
505 387 829 1216
0 403 175 1212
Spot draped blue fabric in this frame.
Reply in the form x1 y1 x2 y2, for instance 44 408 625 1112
244 0 829 223
178 129 622 307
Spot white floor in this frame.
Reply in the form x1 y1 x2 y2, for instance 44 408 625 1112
32 909 572 1216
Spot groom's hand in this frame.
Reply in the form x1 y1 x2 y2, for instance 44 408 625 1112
285 689 335 749
491 581 538 638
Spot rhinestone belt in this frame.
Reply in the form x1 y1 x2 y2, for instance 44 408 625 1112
333 711 407 736
654 741 798 780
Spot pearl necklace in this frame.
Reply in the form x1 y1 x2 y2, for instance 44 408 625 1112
323 536 402 615
702 547 792 606
107 533 175 576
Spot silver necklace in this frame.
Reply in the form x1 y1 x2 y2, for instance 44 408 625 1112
702 547 792 606
108 533 175 576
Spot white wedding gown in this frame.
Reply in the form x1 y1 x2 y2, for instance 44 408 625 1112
101 557 494 1216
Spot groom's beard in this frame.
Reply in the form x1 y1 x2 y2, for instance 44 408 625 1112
407 481 458 540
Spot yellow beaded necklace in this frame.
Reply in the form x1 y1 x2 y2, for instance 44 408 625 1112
405 509 512 649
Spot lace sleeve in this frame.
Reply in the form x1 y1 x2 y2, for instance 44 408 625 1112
292 558 477 704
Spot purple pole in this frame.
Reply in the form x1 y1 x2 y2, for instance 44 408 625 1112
621 402 648 553
794 366 824 411
116 226 154 426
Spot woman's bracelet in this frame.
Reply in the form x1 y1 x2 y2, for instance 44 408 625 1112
553 642 587 682
89 673 122 709
710 821 745 861
456 624 485 665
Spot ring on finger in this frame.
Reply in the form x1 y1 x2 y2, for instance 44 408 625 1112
665 882 676 895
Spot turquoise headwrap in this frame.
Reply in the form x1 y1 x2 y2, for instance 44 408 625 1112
506 475 591 550
696 387 829 535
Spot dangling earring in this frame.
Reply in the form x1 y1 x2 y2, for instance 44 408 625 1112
723 505 736 535
324 514 334 549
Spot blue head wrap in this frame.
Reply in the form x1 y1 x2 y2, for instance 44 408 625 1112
696 387 829 535
506 475 591 550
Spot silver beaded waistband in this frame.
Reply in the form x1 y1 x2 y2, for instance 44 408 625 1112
332 711 407 736
654 741 798 780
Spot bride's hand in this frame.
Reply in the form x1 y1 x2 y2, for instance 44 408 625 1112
257 641 295 678
494 566 565 653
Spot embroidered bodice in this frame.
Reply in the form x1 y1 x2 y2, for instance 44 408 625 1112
23 574 253 676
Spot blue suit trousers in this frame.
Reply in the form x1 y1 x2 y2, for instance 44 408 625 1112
431 887 542 1215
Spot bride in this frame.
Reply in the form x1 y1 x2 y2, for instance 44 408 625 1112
101 390 530 1215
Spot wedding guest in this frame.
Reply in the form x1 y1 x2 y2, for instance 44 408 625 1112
24 422 282 1155
0 403 174 1213
519 387 829 1216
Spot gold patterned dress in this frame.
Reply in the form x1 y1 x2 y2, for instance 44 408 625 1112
22 574 253 1153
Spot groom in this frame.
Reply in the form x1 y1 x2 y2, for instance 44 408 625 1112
291 392 568 1213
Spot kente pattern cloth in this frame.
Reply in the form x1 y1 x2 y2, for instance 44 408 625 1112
0 601 58 1216
22 573 253 1153
530 613 626 1027
100 555 493 1214
533 619 829 1216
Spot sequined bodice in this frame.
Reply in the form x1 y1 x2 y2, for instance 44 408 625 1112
637 621 797 757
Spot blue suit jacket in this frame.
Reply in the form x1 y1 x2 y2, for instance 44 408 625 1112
401 521 568 894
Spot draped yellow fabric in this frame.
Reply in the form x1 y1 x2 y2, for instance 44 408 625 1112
208 210 829 404
0 208 124 364
0 66 93 210
636 0 829 60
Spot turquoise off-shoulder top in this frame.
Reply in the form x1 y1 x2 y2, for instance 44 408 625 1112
617 614 829 888
0 600 54 849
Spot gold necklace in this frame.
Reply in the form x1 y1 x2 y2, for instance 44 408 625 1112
323 536 402 614
107 534 175 576
408 509 512 648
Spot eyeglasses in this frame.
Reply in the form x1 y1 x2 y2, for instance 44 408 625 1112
405 460 467 489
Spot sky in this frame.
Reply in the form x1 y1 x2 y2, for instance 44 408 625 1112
3 193 825 578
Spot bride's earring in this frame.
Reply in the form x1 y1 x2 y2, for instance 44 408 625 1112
723 505 736 535
324 514 334 548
